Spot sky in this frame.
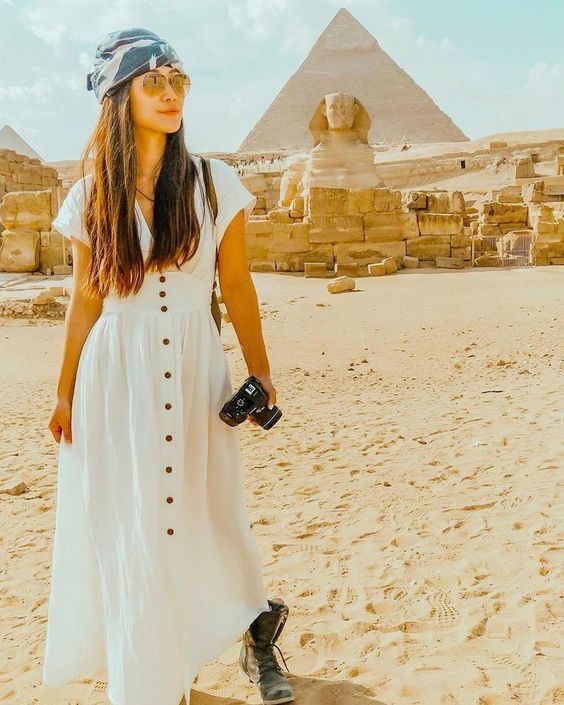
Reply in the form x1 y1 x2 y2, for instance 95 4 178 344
1 0 563 163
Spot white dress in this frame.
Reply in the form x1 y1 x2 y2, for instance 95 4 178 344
42 156 270 705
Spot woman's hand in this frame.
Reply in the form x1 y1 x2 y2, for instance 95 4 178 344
48 398 73 444
247 374 276 427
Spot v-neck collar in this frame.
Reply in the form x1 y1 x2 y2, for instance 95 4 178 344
134 199 153 239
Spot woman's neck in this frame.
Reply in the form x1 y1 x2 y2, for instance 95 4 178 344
135 128 166 184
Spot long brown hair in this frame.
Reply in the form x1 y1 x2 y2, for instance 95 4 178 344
74 79 216 299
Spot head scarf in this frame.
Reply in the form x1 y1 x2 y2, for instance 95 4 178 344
86 27 185 104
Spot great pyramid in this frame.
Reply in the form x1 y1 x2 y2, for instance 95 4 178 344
0 124 43 161
238 8 468 152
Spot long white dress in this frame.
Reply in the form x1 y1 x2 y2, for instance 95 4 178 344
42 156 270 705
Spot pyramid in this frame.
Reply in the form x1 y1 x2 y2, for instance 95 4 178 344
239 8 468 152
0 124 43 161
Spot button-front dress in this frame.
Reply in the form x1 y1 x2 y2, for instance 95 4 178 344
42 155 270 705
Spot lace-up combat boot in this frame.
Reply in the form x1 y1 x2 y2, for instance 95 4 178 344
239 597 295 704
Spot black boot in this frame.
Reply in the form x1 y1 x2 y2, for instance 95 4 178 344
239 597 295 704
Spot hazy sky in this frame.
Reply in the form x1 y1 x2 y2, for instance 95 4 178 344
1 0 563 162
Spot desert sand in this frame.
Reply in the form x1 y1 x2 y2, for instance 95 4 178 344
1 265 563 705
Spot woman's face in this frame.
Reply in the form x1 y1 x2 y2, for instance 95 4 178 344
129 65 187 133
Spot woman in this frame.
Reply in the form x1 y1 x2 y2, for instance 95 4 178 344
41 28 294 705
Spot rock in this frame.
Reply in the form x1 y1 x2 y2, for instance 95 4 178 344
368 262 386 276
402 255 419 268
435 256 464 269
3 481 29 496
383 257 398 274
250 261 276 272
335 262 359 277
304 262 330 278
406 192 427 210
31 290 55 305
327 275 355 293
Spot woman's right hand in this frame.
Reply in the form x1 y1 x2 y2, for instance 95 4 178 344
48 398 73 444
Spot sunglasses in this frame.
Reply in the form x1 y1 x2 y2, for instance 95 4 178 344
140 72 191 98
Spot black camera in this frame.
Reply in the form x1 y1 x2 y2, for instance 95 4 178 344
219 375 282 429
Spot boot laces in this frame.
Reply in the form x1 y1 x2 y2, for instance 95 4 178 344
254 642 290 676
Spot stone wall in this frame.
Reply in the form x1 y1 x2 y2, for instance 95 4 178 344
245 186 472 273
376 140 564 190
0 149 64 273
0 148 59 203
0 188 66 273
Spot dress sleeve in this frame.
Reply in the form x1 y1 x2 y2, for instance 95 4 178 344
209 159 257 250
52 177 92 247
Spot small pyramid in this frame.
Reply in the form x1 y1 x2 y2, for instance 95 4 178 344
0 124 43 161
239 8 467 152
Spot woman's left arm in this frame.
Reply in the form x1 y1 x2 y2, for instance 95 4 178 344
217 208 276 415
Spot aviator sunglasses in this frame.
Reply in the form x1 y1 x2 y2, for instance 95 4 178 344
140 71 191 98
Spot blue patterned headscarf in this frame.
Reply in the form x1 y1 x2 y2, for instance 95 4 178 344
86 28 185 104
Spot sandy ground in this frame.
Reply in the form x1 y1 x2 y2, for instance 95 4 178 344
1 266 563 705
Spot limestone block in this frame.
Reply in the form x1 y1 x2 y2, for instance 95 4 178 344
451 246 471 259
406 192 427 210
368 262 386 276
514 156 535 179
418 212 463 235
335 241 406 266
0 229 40 272
372 188 403 213
309 187 348 216
407 235 450 259
267 208 293 224
336 262 359 277
304 262 330 278
250 260 276 272
309 215 363 243
291 222 310 238
479 223 501 237
426 191 451 213
521 180 544 204
241 173 268 194
498 221 528 234
383 257 398 274
474 254 502 267
402 255 419 268
451 233 471 248
327 275 355 293
449 191 466 214
364 212 418 242
303 246 334 268
48 286 65 296
275 255 306 272
435 256 464 269
346 188 377 215
0 189 52 230
268 234 310 253
245 241 270 260
52 264 72 275
481 202 528 223
536 221 557 236
247 219 274 235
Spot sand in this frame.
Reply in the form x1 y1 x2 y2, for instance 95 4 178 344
1 265 563 705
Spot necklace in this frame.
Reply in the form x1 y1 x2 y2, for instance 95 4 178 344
136 186 154 202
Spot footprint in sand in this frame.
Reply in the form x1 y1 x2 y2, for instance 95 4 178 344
426 590 461 628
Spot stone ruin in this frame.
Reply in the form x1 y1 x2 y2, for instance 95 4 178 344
0 148 69 275
240 93 564 274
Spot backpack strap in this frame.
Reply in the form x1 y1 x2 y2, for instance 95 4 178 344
200 155 220 288
200 155 221 334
